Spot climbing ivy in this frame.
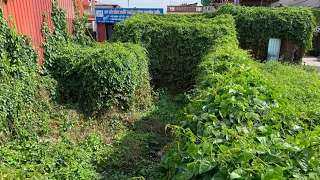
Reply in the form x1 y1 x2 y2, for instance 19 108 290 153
43 0 150 115
0 4 53 140
72 0 93 45
51 0 69 40
42 0 93 69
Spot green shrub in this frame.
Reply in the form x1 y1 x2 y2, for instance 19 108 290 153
46 42 151 115
0 5 51 140
208 4 315 62
113 14 237 94
162 42 320 179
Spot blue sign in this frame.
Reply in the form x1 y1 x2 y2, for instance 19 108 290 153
95 8 164 23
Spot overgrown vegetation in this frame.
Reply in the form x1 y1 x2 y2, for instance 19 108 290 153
207 4 315 63
0 4 44 141
161 19 320 179
2 1 320 179
0 2 99 178
0 0 154 179
113 14 236 94
43 1 151 115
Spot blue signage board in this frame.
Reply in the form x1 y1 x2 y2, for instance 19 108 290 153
95 8 164 23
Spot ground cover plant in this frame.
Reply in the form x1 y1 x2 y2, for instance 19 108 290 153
113 14 236 94
161 30 320 180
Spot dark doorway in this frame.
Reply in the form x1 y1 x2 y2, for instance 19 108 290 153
106 23 115 41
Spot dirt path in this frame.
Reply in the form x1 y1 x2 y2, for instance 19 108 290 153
302 56 320 72
303 56 320 66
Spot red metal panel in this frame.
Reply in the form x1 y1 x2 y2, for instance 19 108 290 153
1 0 82 64
83 0 89 10
97 23 106 42
58 0 74 34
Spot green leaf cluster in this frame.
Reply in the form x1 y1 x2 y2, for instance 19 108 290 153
47 42 151 115
162 31 320 179
0 4 53 140
71 0 93 45
312 8 320 28
42 0 150 115
0 1 135 178
42 0 93 67
206 4 315 62
113 14 237 94
0 133 108 179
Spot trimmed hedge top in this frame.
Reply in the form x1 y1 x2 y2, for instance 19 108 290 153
113 14 237 94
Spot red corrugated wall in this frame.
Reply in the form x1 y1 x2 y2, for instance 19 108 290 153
1 0 84 65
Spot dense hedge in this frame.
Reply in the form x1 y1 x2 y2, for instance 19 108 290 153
113 14 236 94
162 14 320 178
207 4 315 63
47 42 151 115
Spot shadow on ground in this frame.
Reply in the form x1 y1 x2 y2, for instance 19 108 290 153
94 93 188 180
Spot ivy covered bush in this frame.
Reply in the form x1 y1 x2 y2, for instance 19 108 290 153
0 6 49 140
0 1 149 179
47 42 151 115
113 14 236 94
162 26 320 179
207 4 315 63
42 0 151 115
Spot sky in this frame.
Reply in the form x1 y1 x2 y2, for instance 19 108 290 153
99 0 202 9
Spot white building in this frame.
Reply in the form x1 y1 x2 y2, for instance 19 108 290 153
271 0 320 8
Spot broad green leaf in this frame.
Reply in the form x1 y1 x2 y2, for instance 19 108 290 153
187 143 199 158
199 158 216 174
212 171 229 180
256 137 267 145
219 145 229 153
296 148 314 172
262 167 283 180
203 141 213 155
230 169 246 179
